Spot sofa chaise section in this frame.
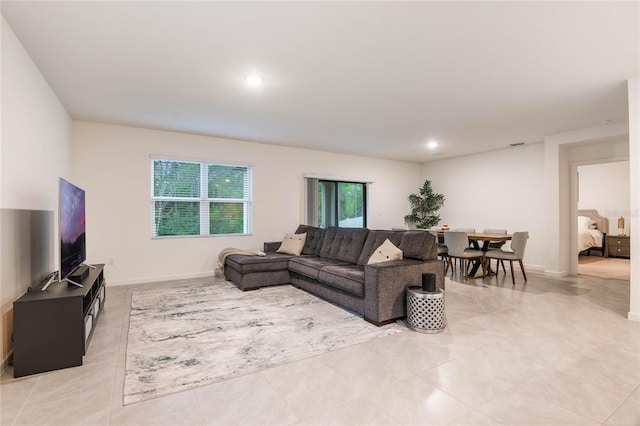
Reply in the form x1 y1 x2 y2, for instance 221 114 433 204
224 252 294 291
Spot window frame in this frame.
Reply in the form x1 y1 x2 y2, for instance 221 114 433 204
151 158 253 238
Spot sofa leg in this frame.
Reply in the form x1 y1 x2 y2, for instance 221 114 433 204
364 317 398 327
241 286 260 291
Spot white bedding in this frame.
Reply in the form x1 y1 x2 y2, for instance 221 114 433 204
577 228 603 253
577 215 604 253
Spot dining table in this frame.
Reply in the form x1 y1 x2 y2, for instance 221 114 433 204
437 232 512 277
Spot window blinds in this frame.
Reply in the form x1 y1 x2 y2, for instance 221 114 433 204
151 159 252 237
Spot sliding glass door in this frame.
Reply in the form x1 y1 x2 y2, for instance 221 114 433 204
318 180 367 228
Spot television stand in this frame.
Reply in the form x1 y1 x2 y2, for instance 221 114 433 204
12 264 106 377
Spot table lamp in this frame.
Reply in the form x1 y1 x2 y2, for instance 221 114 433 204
618 217 626 236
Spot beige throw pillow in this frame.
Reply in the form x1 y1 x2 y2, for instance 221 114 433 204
277 233 307 256
367 239 403 264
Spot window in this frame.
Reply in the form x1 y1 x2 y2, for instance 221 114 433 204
307 178 368 228
151 159 252 237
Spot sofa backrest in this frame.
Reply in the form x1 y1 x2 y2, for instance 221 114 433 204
357 230 404 265
295 225 325 255
319 227 369 264
399 231 438 260
358 230 438 265
291 225 437 264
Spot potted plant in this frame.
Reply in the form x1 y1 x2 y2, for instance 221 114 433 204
404 180 445 229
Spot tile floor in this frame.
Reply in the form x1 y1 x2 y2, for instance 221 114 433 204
1 269 638 425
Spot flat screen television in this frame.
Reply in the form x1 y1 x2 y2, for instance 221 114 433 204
59 178 86 282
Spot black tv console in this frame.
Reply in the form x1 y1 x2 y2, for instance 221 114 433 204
12 264 106 377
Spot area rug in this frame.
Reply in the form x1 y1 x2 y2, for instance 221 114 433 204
123 281 405 405
578 255 630 280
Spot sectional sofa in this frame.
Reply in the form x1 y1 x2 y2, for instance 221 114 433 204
224 225 444 326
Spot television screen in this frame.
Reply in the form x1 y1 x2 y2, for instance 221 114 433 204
59 178 86 281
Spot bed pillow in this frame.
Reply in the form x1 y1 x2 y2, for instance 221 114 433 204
277 233 307 256
577 216 591 230
367 239 403 265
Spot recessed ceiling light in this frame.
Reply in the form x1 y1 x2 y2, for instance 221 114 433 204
509 142 525 147
601 119 612 125
245 74 263 88
427 140 438 150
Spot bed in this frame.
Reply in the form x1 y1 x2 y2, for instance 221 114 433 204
577 209 608 255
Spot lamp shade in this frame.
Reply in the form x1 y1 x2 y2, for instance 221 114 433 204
618 217 625 229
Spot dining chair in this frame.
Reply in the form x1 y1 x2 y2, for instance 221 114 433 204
429 230 448 263
451 228 476 266
483 231 529 285
443 231 485 281
483 228 508 272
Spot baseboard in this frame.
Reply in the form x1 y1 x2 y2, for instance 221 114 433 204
628 311 640 322
524 264 545 274
107 271 216 287
543 269 569 278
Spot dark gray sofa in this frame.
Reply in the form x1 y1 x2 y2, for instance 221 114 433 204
224 225 444 326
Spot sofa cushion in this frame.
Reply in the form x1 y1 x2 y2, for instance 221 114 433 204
367 239 403 264
399 231 438 260
318 227 370 264
318 265 365 297
295 225 325 255
225 252 294 274
277 232 307 256
357 230 404 265
288 256 349 280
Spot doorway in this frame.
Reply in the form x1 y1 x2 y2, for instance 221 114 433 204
576 161 630 280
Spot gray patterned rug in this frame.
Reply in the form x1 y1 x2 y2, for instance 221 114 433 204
124 281 405 405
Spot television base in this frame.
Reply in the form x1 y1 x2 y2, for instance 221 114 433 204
69 265 90 283
65 278 83 288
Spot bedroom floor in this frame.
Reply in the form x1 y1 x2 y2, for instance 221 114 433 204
578 255 631 281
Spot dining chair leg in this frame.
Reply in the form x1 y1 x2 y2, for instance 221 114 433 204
518 259 527 281
509 260 515 285
500 260 506 273
463 259 468 282
481 257 487 278
445 257 452 275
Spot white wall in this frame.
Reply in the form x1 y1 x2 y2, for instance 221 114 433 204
0 17 71 366
421 143 546 271
578 161 630 235
70 121 422 285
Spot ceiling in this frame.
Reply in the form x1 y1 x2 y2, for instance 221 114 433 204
2 1 638 163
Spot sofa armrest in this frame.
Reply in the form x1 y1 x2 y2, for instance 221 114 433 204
363 259 444 325
263 241 282 253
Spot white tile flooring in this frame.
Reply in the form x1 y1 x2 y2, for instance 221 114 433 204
1 269 638 425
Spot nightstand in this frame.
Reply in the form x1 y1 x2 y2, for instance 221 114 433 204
607 235 630 259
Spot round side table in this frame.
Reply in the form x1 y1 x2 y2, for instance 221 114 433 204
406 286 446 333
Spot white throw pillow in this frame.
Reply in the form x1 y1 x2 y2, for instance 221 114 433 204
277 233 307 256
367 239 403 265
